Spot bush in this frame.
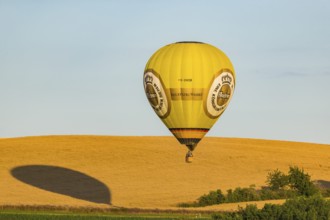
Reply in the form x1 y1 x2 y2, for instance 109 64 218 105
212 213 243 220
240 204 260 219
177 189 225 207
212 196 330 220
198 189 226 207
266 169 289 190
280 195 330 220
226 187 260 203
259 188 296 200
258 203 283 220
288 166 319 196
321 189 330 197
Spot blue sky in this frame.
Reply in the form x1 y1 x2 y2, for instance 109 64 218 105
1 0 329 144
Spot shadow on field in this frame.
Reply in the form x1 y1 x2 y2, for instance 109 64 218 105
11 165 111 205
314 180 330 189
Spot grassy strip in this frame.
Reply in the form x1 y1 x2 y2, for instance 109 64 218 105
0 207 212 220
0 213 206 220
0 211 211 220
0 205 214 215
0 213 209 220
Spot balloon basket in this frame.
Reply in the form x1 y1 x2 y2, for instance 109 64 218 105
185 155 193 163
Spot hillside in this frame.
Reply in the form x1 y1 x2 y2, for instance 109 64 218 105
0 136 329 211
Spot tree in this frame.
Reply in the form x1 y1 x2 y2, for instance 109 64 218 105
288 166 318 196
266 169 289 190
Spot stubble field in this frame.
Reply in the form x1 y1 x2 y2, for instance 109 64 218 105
0 135 329 212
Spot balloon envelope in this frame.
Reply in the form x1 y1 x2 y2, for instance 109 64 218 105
143 42 235 151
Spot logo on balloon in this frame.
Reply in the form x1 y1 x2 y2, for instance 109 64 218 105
205 70 235 118
144 70 170 118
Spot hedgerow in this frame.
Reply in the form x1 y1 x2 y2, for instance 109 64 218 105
212 195 330 220
178 166 328 207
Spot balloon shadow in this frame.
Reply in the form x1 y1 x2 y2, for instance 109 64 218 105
11 165 111 205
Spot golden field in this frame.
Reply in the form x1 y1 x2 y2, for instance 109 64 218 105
0 135 329 211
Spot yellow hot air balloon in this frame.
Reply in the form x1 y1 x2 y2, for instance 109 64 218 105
143 41 235 162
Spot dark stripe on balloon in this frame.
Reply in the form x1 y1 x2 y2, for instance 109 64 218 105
176 138 202 146
169 128 209 132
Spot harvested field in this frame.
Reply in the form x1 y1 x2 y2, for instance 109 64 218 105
0 136 329 211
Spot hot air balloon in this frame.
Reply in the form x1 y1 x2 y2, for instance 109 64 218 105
143 41 235 162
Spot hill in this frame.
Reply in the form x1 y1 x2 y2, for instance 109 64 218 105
0 136 329 211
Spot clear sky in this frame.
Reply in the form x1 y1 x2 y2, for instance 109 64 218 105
1 0 329 144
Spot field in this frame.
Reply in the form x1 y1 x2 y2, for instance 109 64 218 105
0 135 329 213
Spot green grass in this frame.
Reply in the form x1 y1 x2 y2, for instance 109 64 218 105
0 210 211 220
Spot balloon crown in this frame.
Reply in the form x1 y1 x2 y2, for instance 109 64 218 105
145 75 153 84
222 74 232 84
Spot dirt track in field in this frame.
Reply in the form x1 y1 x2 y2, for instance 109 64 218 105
0 135 329 211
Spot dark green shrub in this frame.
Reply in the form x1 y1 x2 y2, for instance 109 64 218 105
321 189 330 197
212 196 330 220
259 188 297 200
288 166 318 196
280 195 330 220
226 187 260 203
176 201 197 207
266 169 289 190
198 189 225 207
240 204 259 220
212 212 243 220
258 203 283 220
